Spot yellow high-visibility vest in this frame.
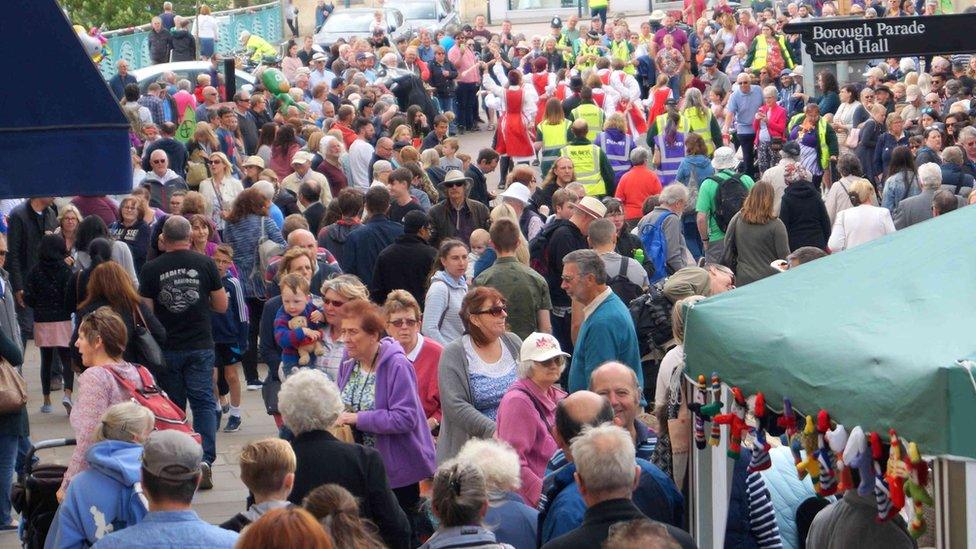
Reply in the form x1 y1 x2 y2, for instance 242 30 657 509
538 120 571 163
788 113 830 169
750 34 794 72
610 40 636 74
571 103 604 142
560 143 606 196
679 108 716 155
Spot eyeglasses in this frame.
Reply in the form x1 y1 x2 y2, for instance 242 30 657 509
472 305 507 317
151 159 167 164
536 357 563 367
443 181 466 188
207 160 222 165
323 298 347 308
560 274 577 283
389 318 419 328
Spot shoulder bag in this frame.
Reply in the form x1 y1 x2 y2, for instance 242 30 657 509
0 362 27 414
132 306 166 374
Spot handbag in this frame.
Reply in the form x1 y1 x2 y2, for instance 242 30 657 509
0 362 27 414
845 124 862 149
132 307 166 374
328 424 356 443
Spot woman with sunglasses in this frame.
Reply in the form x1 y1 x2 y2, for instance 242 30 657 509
495 332 567 507
437 286 521 463
384 290 443 433
335 298 436 546
199 151 243 234
318 274 369 381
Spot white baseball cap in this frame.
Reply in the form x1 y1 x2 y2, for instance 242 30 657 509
520 332 570 363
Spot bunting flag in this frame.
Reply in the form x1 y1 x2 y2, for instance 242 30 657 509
176 106 196 144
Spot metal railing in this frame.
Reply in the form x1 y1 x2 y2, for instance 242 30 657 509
97 1 283 79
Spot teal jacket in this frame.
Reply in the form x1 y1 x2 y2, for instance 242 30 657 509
567 291 642 393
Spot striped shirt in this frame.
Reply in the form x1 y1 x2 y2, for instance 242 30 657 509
544 418 658 477
747 470 783 548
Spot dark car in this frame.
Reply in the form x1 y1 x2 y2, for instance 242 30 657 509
385 0 461 37
313 8 411 49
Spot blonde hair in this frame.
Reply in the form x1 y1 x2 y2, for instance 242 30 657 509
193 122 219 148
320 274 369 301
92 401 155 444
672 295 706 343
603 112 627 132
279 272 311 296
58 204 82 224
239 438 297 496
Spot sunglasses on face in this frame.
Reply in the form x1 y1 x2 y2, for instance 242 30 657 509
473 305 506 317
537 357 563 367
323 298 347 308
208 160 222 165
443 181 466 188
389 318 419 328
152 159 167 164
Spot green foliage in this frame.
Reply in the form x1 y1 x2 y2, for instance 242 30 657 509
59 0 235 30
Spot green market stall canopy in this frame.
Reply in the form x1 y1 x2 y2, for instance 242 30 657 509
683 206 976 460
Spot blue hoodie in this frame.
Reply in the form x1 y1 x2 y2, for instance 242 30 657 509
46 441 148 549
674 154 715 188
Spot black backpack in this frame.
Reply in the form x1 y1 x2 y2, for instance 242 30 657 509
628 282 675 357
529 219 572 276
711 171 749 233
608 258 643 305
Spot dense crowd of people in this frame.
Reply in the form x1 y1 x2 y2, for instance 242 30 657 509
3 0 967 547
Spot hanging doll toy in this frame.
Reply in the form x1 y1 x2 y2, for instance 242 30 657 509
795 415 821 491
905 441 933 538
777 398 799 438
713 387 750 458
707 373 723 447
815 410 838 496
843 426 876 497
689 375 708 450
885 429 910 512
871 431 897 522
747 392 772 473
825 422 850 492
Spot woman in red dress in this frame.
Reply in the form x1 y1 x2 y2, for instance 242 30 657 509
482 69 538 183
531 58 552 125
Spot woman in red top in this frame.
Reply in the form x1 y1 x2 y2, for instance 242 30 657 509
753 85 788 176
482 69 539 183
645 74 673 125
383 290 443 434
531 58 552 125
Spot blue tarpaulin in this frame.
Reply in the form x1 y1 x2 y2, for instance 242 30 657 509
0 0 132 199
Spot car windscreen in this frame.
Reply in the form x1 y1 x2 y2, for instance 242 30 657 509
387 3 436 19
322 12 374 32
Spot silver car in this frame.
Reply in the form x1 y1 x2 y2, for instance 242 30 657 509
130 61 256 94
385 0 461 36
313 8 411 49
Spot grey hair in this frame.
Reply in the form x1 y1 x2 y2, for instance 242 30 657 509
942 145 964 165
454 438 522 492
958 125 976 141
177 79 192 91
518 354 565 378
372 160 392 178
320 134 344 157
251 180 275 201
92 401 155 444
836 153 863 177
683 87 707 114
918 162 943 189
278 369 345 435
659 184 689 206
162 215 191 243
762 85 778 98
629 147 649 167
565 182 586 196
587 218 616 247
431 461 488 528
563 249 608 285
571 424 637 495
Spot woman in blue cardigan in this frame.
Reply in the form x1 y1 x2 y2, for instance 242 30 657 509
335 298 436 545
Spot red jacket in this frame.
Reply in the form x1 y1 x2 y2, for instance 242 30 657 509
411 336 442 422
753 103 787 145
333 123 358 150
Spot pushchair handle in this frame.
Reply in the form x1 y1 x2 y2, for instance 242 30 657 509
26 438 76 473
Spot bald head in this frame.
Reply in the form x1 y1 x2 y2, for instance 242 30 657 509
554 390 615 459
571 118 589 139
287 229 317 253
590 362 641 431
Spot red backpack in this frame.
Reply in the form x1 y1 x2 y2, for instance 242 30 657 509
107 365 202 445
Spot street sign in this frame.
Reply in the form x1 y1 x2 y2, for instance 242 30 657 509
784 13 976 62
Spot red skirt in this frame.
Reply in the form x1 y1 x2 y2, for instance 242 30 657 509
496 111 535 158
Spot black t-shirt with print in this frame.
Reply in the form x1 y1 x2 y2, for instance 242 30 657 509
139 249 222 351
388 200 424 224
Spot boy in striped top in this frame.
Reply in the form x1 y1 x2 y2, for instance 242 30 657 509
273 273 325 379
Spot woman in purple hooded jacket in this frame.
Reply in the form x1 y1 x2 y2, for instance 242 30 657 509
334 298 436 545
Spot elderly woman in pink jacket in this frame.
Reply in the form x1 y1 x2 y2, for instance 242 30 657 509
495 332 568 506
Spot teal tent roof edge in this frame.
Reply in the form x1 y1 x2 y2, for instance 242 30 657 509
684 206 976 460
